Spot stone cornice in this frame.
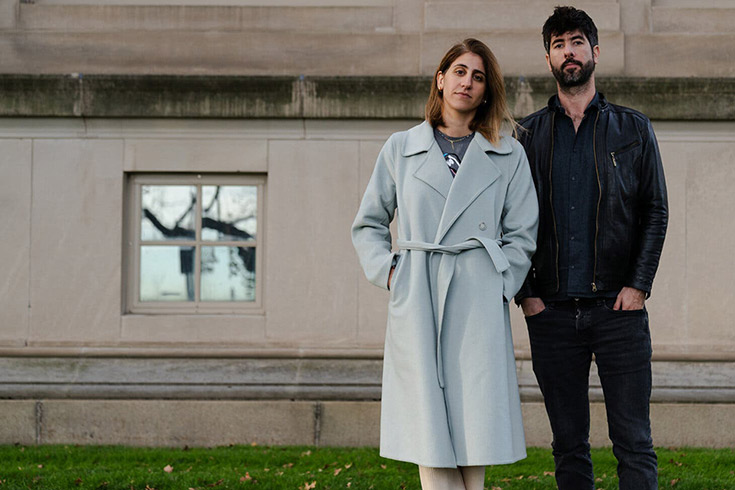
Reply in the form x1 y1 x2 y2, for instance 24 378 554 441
1 75 734 120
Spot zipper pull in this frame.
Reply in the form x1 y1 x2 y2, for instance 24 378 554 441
591 282 598 292
610 152 617 167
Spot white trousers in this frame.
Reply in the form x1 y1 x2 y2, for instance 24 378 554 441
418 465 485 490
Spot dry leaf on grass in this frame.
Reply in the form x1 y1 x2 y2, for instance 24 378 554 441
164 465 174 473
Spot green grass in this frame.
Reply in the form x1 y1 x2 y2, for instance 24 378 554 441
0 445 733 489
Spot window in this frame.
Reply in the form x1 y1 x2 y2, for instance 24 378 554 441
126 174 265 314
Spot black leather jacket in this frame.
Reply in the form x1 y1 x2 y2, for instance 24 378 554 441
515 93 668 301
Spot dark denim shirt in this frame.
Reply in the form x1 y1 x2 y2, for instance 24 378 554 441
545 92 616 301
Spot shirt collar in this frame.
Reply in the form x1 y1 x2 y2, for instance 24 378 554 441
550 91 600 115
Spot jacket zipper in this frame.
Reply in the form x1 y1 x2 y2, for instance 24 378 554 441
591 110 601 293
610 140 640 167
549 112 560 292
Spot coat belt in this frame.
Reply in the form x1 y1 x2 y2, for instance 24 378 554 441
396 238 510 388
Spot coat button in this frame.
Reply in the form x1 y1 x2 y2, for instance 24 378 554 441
478 222 487 231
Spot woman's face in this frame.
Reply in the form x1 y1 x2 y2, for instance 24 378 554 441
436 52 487 117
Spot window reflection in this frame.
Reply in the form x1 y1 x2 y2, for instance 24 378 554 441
141 185 196 241
201 246 256 302
140 246 195 302
202 186 257 242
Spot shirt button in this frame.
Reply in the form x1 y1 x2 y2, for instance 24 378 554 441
571 206 576 210
479 222 487 231
571 265 576 270
570 236 575 240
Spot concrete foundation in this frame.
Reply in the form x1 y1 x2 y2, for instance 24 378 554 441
2 399 734 449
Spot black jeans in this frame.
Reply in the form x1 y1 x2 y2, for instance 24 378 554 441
526 298 658 490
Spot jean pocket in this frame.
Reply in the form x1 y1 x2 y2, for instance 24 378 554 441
525 306 549 319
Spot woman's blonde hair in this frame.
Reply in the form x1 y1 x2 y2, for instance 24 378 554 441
425 38 516 143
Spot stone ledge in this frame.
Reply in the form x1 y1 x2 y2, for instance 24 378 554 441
1 400 734 448
2 357 735 403
1 75 734 120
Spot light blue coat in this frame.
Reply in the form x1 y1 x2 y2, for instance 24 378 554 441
352 121 538 467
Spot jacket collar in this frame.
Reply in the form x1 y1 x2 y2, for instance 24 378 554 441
402 120 513 157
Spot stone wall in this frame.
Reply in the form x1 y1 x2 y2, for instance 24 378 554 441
1 0 734 448
1 0 735 77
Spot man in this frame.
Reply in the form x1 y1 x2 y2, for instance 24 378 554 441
516 6 668 490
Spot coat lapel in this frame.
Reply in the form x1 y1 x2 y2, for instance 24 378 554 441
405 121 452 200
435 133 513 242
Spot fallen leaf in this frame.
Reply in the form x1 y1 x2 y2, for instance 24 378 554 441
596 477 603 482
164 465 174 473
207 479 224 487
528 475 538 480
515 475 524 479
380 464 387 470
543 471 554 476
283 463 294 468
334 468 342 476
300 481 317 490
345 464 352 469
491 487 503 490
264 468 270 472
302 450 312 457
74 478 83 486
250 442 258 447
242 472 252 481
669 459 683 467
346 483 351 488
670 479 680 487
37 465 43 469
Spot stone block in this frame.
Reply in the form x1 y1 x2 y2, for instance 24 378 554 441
653 6 735 33
120 314 267 345
304 120 417 142
0 117 85 138
0 139 31 344
626 34 735 77
425 1 620 32
393 0 424 32
0 0 16 29
265 140 360 345
29 139 123 343
652 403 735 448
0 31 421 76
319 401 380 447
685 139 735 349
0 75 80 117
41 400 315 446
123 138 267 173
0 400 36 445
619 0 651 34
86 118 305 140
421 31 624 77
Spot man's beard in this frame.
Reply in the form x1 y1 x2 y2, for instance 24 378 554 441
551 58 595 88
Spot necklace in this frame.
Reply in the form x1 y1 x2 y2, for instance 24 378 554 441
436 129 474 150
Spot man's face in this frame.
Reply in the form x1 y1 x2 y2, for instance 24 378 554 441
546 29 599 88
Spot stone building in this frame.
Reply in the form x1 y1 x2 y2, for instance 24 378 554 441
1 0 734 447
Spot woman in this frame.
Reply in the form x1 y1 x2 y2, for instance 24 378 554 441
351 39 538 490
